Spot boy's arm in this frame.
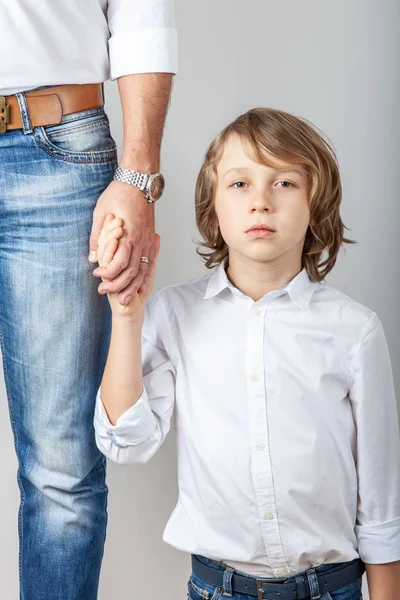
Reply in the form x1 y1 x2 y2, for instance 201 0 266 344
94 299 176 465
94 221 175 464
96 214 149 424
100 302 144 426
365 562 400 600
349 314 400 583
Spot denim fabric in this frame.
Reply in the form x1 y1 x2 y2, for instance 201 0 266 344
188 555 363 600
0 94 118 599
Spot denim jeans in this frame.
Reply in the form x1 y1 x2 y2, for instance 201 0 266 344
0 92 118 599
188 556 363 600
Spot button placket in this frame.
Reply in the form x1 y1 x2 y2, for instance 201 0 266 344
246 302 290 577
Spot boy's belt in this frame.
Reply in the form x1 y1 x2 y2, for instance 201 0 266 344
191 555 365 600
0 84 104 133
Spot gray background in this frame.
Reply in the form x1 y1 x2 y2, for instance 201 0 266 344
0 0 399 597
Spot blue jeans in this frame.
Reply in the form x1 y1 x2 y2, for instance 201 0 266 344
188 556 363 600
0 92 118 599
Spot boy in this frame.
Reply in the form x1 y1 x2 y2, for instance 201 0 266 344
94 108 400 599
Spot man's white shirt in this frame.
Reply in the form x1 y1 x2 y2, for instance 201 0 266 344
1 0 177 95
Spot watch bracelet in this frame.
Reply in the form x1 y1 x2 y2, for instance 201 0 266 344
113 167 149 191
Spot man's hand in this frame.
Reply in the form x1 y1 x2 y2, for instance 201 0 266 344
89 180 155 306
97 213 161 319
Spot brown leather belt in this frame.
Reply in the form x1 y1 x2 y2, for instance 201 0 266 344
0 84 104 133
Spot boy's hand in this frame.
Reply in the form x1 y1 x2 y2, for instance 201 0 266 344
96 214 160 318
97 214 124 270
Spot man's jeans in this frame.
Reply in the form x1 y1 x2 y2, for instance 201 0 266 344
0 92 118 599
188 556 363 600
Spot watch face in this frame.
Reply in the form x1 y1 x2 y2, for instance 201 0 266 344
148 174 165 201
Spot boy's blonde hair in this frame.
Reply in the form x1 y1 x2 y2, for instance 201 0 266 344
195 107 354 282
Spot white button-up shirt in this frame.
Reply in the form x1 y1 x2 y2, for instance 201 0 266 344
94 264 400 577
1 0 177 96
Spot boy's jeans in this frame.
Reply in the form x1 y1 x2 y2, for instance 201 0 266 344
189 555 363 600
0 92 117 599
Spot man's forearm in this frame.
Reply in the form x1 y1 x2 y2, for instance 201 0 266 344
117 73 173 172
365 561 400 600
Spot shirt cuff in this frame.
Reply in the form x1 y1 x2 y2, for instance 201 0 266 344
355 516 400 563
94 387 157 448
109 27 178 78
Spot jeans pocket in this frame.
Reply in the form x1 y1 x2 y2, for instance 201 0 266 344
187 576 222 600
33 107 118 164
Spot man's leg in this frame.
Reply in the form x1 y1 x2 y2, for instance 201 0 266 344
0 100 117 599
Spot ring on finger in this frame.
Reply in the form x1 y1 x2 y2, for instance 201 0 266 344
140 256 149 264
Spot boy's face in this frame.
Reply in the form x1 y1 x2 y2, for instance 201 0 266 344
214 135 311 267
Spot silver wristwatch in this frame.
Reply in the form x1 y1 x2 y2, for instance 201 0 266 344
113 167 165 203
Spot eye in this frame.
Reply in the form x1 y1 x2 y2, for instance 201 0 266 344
231 181 248 189
275 180 294 188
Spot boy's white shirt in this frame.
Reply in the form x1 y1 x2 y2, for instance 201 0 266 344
94 263 400 577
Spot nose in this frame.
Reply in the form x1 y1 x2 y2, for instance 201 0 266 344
249 188 273 213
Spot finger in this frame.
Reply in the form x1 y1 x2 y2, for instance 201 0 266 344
89 213 115 254
103 217 123 234
100 226 124 245
88 219 102 262
118 235 161 304
99 238 119 268
92 238 132 281
98 218 123 245
98 246 145 298
116 264 147 306
128 233 161 295
139 234 161 292
98 245 146 297
97 225 122 264
116 247 149 305
154 233 161 256
98 229 123 266
116 282 141 307
89 212 113 263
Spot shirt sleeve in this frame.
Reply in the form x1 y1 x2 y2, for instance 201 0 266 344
94 293 176 464
349 314 400 564
107 0 178 78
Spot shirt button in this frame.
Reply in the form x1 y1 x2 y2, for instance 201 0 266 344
264 511 274 520
250 373 260 382
256 442 265 451
252 307 261 317
278 567 289 575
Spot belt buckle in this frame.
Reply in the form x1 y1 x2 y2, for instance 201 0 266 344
256 577 288 600
0 96 10 133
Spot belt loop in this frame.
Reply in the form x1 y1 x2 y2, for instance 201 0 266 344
222 565 234 597
15 92 33 135
306 568 321 600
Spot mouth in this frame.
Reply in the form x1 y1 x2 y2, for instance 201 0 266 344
246 224 276 238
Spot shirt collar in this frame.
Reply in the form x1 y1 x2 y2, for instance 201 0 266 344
204 261 318 309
